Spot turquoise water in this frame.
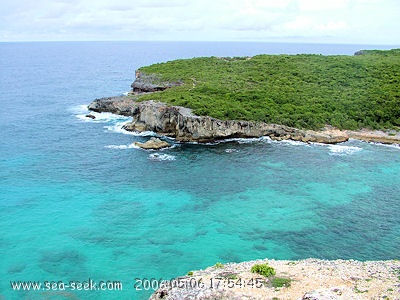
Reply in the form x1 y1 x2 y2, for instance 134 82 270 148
1 42 399 299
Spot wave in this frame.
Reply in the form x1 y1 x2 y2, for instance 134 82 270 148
72 103 133 124
368 141 400 150
200 136 272 145
226 136 272 144
104 143 140 150
225 148 239 153
68 104 89 114
148 153 176 161
328 144 362 156
87 112 131 123
274 139 308 146
72 108 155 137
103 123 157 137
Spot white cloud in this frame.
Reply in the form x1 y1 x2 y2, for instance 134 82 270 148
297 0 350 11
0 0 399 44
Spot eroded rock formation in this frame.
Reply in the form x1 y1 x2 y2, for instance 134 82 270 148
88 97 349 144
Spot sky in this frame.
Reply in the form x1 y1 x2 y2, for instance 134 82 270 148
0 0 399 44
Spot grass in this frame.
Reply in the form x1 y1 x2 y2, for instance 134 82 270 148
354 286 368 293
271 277 291 288
135 49 400 130
227 274 238 280
393 268 400 280
250 263 292 290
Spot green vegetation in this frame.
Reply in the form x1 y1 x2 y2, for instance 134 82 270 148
187 271 193 276
393 268 400 280
214 262 224 268
271 277 291 288
250 263 276 277
250 263 292 289
136 49 400 130
354 286 368 293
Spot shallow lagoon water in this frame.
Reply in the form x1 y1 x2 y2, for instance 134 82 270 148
1 42 399 299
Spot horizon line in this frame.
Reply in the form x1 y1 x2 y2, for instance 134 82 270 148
1 40 399 46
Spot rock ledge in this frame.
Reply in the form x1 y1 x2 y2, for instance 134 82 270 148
88 97 349 144
149 258 400 300
134 137 171 150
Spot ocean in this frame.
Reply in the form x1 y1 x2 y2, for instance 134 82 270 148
1 41 399 299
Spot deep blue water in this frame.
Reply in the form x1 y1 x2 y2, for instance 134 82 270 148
1 41 399 299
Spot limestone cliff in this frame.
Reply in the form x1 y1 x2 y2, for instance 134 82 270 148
88 97 349 144
131 71 183 93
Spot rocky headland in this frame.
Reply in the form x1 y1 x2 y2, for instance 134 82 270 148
149 258 400 300
88 96 349 144
88 95 400 145
87 67 400 146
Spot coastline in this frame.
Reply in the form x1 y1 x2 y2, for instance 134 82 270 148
346 129 400 145
88 54 400 147
87 96 400 146
150 258 400 299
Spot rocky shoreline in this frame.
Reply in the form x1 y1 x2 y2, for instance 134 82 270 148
149 258 400 300
88 96 400 146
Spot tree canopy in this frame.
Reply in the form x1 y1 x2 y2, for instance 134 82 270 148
136 49 400 130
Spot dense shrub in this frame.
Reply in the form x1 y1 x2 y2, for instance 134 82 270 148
250 263 276 277
136 49 400 130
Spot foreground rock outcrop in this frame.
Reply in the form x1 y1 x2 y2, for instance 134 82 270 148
88 97 349 144
149 258 400 300
134 137 171 150
88 96 139 116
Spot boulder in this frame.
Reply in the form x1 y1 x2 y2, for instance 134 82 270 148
85 114 96 119
134 137 170 150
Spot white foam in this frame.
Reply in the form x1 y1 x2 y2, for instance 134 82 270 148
76 114 93 122
68 104 89 114
72 104 133 123
105 142 140 150
70 104 91 122
103 123 157 137
369 141 400 150
91 112 131 122
224 136 272 144
225 148 239 153
328 145 362 156
277 139 307 146
148 153 176 161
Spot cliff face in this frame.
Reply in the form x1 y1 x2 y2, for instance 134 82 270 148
131 71 183 93
88 97 349 144
87 96 139 116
